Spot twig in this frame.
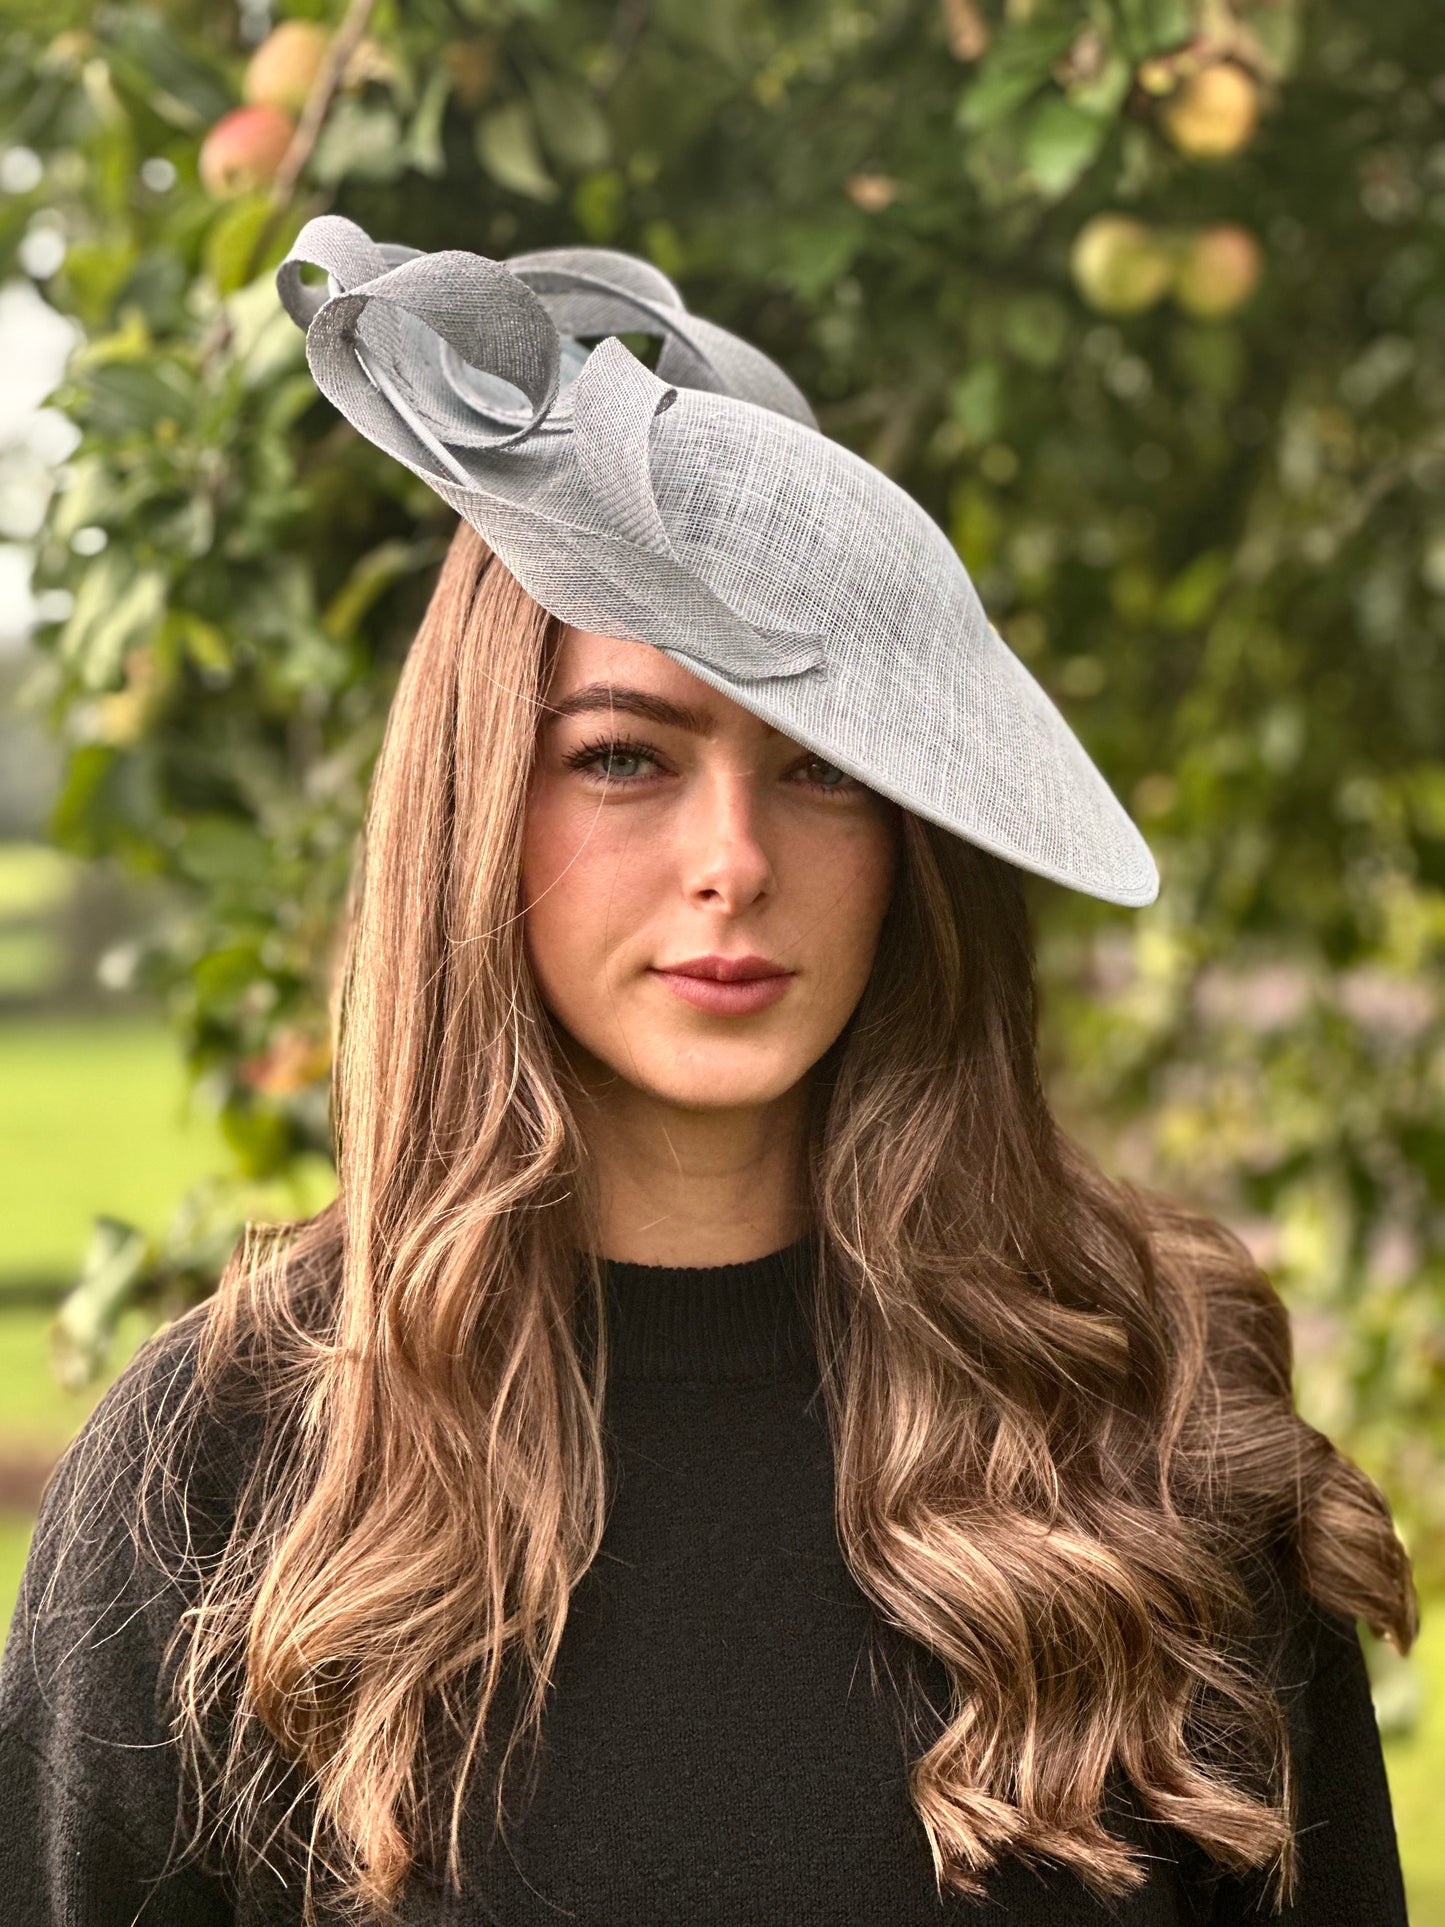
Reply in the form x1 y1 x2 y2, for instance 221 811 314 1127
596 0 650 96
864 390 924 478
239 0 378 286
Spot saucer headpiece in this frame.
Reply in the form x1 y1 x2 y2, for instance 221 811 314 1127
276 216 1159 907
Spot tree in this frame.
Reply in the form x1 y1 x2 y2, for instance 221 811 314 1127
2 0 1441 1586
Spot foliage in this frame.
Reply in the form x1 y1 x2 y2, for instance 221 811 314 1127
1 0 1442 1585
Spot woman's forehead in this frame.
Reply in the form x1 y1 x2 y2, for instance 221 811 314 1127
544 628 789 742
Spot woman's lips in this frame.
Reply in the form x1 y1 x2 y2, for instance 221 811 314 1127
651 968 795 1015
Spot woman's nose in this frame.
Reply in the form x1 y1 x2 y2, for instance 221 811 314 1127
677 762 775 905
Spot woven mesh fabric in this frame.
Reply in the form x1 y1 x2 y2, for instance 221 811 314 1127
276 215 1159 907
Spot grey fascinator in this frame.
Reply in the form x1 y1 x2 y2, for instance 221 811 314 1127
276 215 1159 908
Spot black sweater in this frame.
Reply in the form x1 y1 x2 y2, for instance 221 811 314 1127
0 1238 1410 1925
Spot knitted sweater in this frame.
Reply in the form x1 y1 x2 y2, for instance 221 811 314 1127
0 1238 1410 1925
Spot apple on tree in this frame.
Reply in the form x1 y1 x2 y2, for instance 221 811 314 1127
197 102 295 199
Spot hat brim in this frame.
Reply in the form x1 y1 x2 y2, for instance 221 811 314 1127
277 218 1160 909
432 379 1161 911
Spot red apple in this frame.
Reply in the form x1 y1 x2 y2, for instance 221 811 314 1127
1174 224 1263 317
198 104 295 199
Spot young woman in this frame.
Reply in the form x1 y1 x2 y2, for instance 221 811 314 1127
0 228 1418 1927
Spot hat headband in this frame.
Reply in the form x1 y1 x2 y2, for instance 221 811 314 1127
276 216 1159 907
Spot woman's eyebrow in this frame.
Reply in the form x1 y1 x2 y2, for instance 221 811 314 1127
543 683 718 736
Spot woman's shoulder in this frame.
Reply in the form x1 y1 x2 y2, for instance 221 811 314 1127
43 1300 255 1524
0 1304 261 1916
68 1292 272 1473
2 1298 269 1723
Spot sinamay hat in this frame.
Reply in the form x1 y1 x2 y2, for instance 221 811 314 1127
276 215 1160 908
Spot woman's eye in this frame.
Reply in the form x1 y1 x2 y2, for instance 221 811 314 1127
797 757 863 797
563 737 660 784
561 737 862 798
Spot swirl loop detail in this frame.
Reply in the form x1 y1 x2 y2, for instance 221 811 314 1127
276 215 828 682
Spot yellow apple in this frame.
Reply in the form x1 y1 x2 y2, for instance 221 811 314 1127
242 20 330 115
1161 61 1261 158
1070 214 1174 315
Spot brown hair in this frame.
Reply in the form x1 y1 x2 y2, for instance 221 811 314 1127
47 519 1417 1921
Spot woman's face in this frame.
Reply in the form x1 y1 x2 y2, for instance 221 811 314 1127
521 625 901 1112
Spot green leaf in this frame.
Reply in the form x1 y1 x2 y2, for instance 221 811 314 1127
311 100 409 186
957 21 1077 134
149 494 216 559
46 746 118 861
51 1216 155 1389
574 168 626 242
475 98 558 200
191 941 265 1000
1114 0 1195 58
1001 293 1070 369
1064 46 1133 118
948 359 1005 443
772 222 858 302
321 538 437 642
58 554 168 691
48 456 112 546
949 479 1003 574
82 360 195 435
1157 549 1232 629
204 193 278 296
1405 766 1445 840
1251 4 1303 79
58 237 139 320
72 308 153 369
1023 95 1111 197
166 608 233 676
174 817 272 888
220 1100 294 1181
226 275 310 381
528 68 611 171
102 12 231 127
1170 323 1247 400
403 61 453 177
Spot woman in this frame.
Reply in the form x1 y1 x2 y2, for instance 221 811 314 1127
0 226 1417 1927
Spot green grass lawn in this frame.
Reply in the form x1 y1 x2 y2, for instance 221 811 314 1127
0 844 73 999
0 1290 160 1456
0 1011 236 1276
0 1008 244 1658
0 1010 1440 1916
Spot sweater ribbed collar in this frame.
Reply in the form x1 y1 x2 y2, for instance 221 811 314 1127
595 1235 819 1384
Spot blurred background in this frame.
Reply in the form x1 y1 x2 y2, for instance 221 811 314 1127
1 0 1441 1910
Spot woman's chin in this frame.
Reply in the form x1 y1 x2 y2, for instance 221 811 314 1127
622 1053 810 1115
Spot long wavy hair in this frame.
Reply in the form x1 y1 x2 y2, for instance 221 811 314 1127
46 517 1416 1923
